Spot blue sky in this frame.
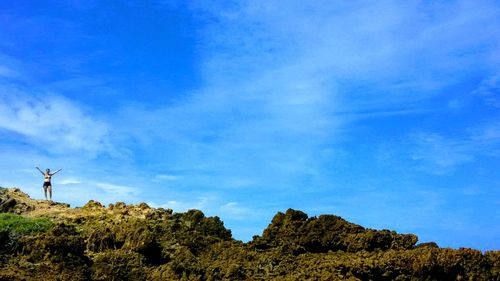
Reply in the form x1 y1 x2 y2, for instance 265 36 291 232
1 1 499 250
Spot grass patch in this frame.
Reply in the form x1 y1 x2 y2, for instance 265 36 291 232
0 213 53 234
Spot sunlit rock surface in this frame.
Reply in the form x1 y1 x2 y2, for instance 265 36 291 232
1 187 498 280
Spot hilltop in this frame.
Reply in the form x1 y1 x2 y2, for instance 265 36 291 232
0 187 499 280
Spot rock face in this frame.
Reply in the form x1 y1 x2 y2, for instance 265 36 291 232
0 187 499 280
252 209 417 254
0 187 70 215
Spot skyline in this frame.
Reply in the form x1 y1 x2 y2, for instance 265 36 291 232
1 1 499 250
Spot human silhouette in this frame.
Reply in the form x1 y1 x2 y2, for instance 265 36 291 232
36 167 61 201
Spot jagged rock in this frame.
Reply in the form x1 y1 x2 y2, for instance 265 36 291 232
252 208 417 254
137 202 150 210
0 187 498 280
49 201 70 208
0 187 69 215
0 189 34 214
84 200 104 209
416 241 439 248
0 198 17 212
114 202 126 209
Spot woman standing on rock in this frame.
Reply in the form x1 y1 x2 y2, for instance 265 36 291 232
36 167 61 201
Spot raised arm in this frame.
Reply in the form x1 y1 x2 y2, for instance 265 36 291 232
36 167 44 175
51 169 62 176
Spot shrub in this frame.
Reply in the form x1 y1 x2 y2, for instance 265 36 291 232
0 213 52 235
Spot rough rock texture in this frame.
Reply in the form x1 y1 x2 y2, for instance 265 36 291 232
0 187 498 280
0 187 70 216
251 209 418 254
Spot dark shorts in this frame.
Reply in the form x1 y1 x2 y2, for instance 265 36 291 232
43 182 51 188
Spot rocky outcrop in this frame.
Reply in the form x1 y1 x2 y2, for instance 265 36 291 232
0 187 498 280
0 187 69 215
251 208 417 254
0 188 34 214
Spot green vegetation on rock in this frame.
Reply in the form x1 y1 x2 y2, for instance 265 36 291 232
0 213 53 235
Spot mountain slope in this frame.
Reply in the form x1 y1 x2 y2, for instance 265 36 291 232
1 187 498 280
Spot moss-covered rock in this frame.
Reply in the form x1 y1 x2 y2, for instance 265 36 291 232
252 208 417 254
0 187 498 280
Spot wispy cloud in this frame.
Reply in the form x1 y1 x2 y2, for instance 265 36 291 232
95 182 139 197
110 0 500 190
0 65 17 78
408 123 500 174
473 74 500 108
0 52 23 79
51 181 141 206
0 87 111 156
152 174 180 182
148 196 212 212
409 133 476 174
58 178 81 185
148 196 256 222
219 202 252 220
197 0 500 92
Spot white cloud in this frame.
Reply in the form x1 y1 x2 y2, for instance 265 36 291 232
95 182 139 197
58 178 81 185
408 124 500 174
0 65 18 78
111 1 500 193
219 202 252 220
410 133 475 173
52 182 141 206
472 74 500 108
0 50 114 157
147 196 253 219
197 0 500 92
148 196 213 212
0 88 111 156
0 52 23 79
152 174 180 182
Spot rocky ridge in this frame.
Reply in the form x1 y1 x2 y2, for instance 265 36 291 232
0 187 499 280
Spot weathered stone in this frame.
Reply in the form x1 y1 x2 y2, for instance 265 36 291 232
0 187 498 280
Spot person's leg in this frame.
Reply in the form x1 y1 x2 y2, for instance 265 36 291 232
48 185 52 201
43 186 48 200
